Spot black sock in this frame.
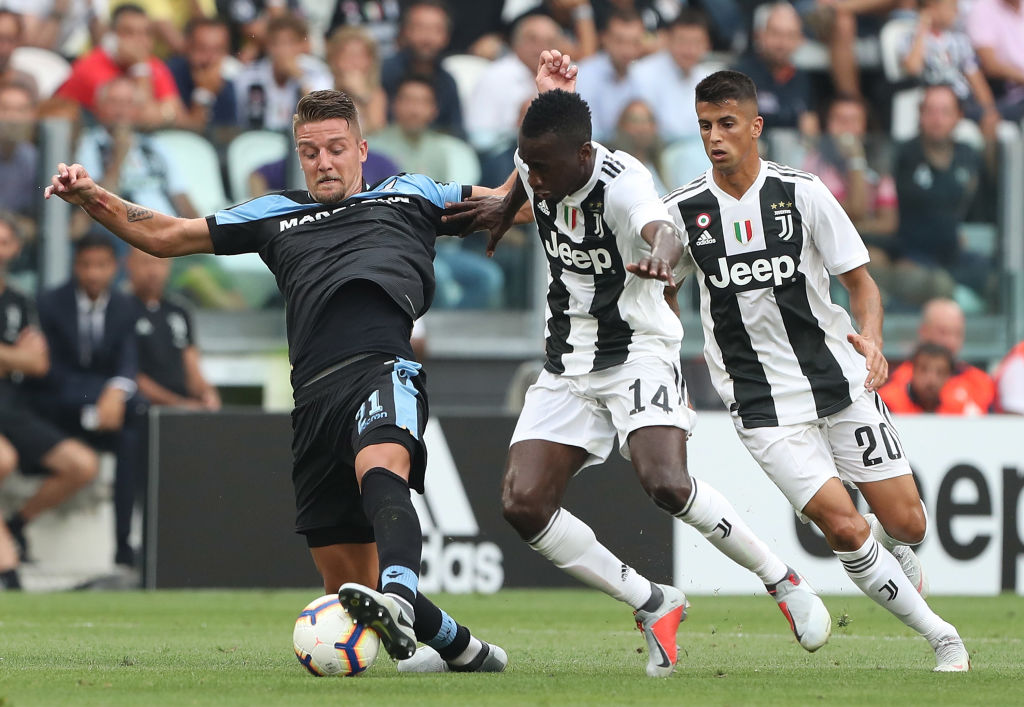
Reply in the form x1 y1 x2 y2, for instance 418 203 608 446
0 568 21 590
360 467 421 608
640 582 663 612
413 592 472 660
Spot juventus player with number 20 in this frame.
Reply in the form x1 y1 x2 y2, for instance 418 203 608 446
444 53 831 678
661 70 969 671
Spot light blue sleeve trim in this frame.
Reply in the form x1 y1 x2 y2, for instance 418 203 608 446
213 194 311 225
356 174 463 209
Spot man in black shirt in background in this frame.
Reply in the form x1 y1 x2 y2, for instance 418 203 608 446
46 89 506 673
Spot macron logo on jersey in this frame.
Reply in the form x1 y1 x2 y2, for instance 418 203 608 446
542 230 614 275
707 254 796 290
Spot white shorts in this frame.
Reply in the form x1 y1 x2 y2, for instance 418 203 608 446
735 390 912 518
511 356 697 469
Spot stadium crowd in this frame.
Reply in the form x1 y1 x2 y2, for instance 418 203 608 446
1 0 1023 591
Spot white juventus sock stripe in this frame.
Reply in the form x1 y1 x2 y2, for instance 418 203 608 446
839 540 879 575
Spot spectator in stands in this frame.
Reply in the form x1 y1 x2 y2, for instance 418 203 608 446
803 94 897 242
892 85 994 304
879 342 969 413
381 1 464 137
234 14 333 131
593 0 678 48
506 0 599 60
0 216 100 565
887 297 996 412
11 0 106 59
73 76 200 244
370 75 504 310
167 17 238 135
966 0 1024 121
215 0 296 64
801 0 911 98
326 0 403 59
993 340 1024 414
47 4 183 128
127 247 220 412
466 14 563 153
575 9 645 142
0 11 37 99
0 434 21 589
632 9 715 142
442 0 505 58
325 26 387 135
609 99 667 193
900 0 1001 137
0 82 39 258
35 233 141 567
734 2 819 136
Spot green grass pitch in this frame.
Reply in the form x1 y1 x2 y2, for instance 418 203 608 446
0 589 1020 706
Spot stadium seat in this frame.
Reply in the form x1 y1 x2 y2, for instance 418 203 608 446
151 130 231 215
10 46 71 99
441 54 491 114
225 129 290 202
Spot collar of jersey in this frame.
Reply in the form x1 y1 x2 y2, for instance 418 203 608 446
706 158 769 204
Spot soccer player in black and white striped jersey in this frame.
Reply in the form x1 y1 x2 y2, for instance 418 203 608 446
446 52 832 677
662 70 969 671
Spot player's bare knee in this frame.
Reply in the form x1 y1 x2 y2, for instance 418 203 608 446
883 506 927 546
640 469 693 515
501 487 553 540
820 513 870 552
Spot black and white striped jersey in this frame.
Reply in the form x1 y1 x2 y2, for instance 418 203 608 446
515 142 683 375
664 160 870 428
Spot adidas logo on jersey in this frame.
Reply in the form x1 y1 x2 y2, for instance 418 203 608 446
707 255 796 290
694 230 716 246
542 231 614 274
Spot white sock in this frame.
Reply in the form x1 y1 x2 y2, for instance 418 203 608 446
448 636 484 667
835 535 950 642
528 507 653 609
674 477 788 584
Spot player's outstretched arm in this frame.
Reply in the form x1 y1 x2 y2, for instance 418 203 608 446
45 162 214 257
536 49 578 94
838 264 888 391
626 220 682 284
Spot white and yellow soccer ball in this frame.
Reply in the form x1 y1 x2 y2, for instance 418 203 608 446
293 594 381 676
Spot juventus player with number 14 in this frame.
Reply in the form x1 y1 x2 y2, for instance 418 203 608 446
444 54 831 678
661 70 969 671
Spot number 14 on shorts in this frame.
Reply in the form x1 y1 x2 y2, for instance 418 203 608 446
628 378 676 415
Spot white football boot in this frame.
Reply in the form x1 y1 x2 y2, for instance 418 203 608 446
398 642 508 673
765 567 832 652
932 632 971 672
633 584 689 678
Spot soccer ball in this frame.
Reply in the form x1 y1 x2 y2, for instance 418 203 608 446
293 594 381 676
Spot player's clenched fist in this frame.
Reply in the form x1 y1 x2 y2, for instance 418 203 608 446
43 163 99 206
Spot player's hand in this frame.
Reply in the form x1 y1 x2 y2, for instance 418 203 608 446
536 49 578 94
848 332 888 391
626 256 675 285
44 163 100 207
200 387 222 411
442 196 514 255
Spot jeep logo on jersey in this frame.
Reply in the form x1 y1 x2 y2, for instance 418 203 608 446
707 254 797 290
412 420 504 594
541 230 614 274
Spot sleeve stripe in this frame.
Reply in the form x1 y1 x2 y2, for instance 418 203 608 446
214 194 311 225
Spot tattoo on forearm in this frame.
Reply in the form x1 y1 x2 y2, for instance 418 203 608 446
122 200 154 222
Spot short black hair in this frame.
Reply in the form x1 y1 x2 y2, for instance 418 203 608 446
521 89 592 145
400 0 451 30
669 7 710 32
695 70 758 107
111 3 147 27
74 232 118 258
912 342 955 371
395 73 436 98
